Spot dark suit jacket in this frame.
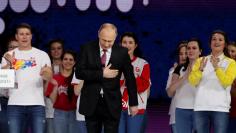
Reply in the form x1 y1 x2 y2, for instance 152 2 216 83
75 40 138 119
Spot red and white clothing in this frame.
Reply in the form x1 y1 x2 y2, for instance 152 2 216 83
120 57 151 114
45 73 77 111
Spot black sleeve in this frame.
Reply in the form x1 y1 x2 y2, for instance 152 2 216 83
173 64 183 76
121 48 138 106
75 43 103 81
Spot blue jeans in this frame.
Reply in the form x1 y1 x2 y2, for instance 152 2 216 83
53 109 77 133
175 108 195 133
8 105 45 133
0 97 9 133
194 111 229 133
118 110 144 133
140 111 148 133
76 120 87 133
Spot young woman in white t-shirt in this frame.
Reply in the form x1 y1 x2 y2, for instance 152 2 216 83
168 38 202 133
166 41 187 133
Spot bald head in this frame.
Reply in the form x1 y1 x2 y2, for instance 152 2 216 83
98 23 117 50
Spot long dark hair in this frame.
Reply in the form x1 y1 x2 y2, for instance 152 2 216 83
48 39 65 63
226 41 236 59
177 40 188 64
120 32 143 58
183 38 203 71
210 30 229 57
61 50 77 102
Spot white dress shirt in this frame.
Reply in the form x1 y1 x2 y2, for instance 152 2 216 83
99 45 112 95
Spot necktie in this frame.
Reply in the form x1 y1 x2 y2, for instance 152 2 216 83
101 49 107 67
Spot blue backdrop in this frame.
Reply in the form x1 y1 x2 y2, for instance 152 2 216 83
1 0 236 100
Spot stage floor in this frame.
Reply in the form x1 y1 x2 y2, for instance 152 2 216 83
146 100 171 133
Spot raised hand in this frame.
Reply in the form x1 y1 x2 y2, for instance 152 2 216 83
40 64 52 81
103 64 119 78
3 51 15 68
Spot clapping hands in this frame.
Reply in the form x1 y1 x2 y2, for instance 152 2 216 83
40 64 52 81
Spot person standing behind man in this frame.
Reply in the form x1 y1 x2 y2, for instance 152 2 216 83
0 37 19 133
1 23 52 133
75 23 138 133
45 39 64 133
119 32 151 133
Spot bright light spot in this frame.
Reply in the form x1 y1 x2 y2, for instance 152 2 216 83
31 0 50 13
143 0 149 6
96 0 111 11
75 0 91 11
57 0 66 7
0 18 5 34
116 0 133 12
9 0 29 13
0 0 8 12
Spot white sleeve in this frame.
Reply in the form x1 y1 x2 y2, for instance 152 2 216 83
72 72 82 84
165 68 174 90
1 57 7 67
41 52 51 67
76 95 85 121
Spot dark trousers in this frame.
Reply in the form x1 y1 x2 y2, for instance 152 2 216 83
85 95 119 133
0 97 9 133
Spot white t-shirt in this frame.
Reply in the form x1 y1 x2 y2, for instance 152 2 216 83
166 67 176 125
1 47 51 106
194 55 233 112
45 65 60 118
71 73 85 121
174 64 196 109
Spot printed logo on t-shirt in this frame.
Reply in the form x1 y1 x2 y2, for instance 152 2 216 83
135 67 140 73
12 57 37 70
58 85 68 95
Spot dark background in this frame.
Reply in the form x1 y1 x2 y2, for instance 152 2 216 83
1 0 236 100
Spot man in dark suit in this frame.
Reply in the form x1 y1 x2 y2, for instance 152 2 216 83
75 23 138 133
